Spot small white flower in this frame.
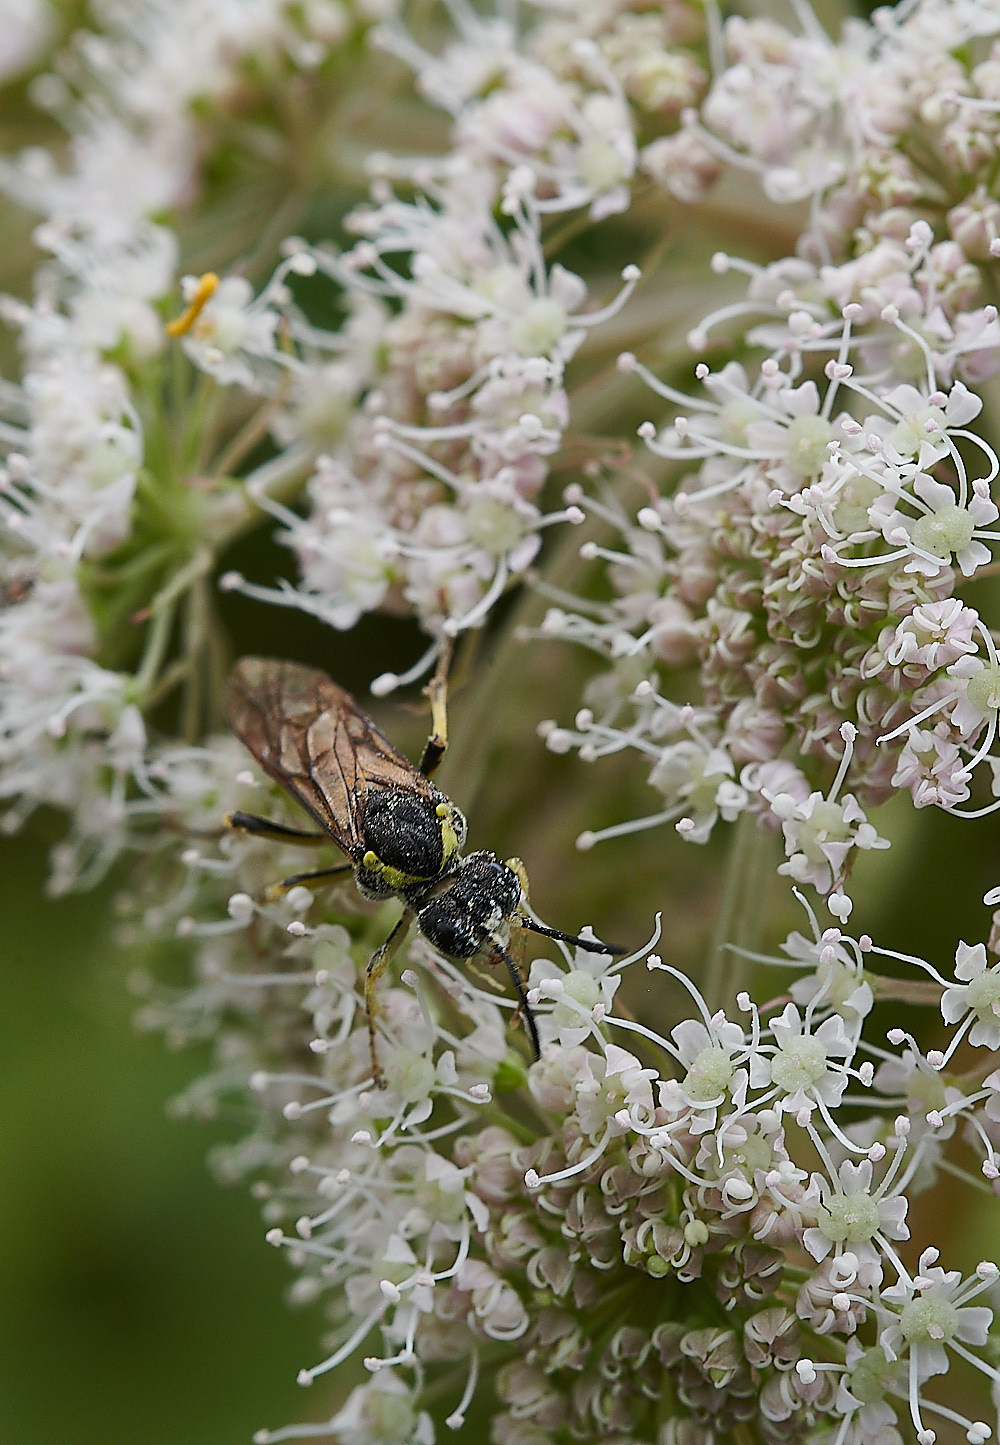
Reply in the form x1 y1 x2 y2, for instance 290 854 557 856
947 650 1000 738
885 599 979 672
786 930 874 1025
874 472 997 580
755 1003 853 1116
801 1158 909 1264
317 1371 434 1445
181 275 281 387
574 1043 656 1139
891 723 971 810
941 940 1000 1048
649 741 748 844
774 790 889 895
880 1250 993 1382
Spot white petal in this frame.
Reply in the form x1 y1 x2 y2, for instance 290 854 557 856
945 380 983 426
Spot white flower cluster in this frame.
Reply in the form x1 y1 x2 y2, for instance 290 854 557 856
0 0 683 881
216 0 721 679
220 181 639 664
695 0 1000 262
375 0 714 210
538 175 1000 915
129 782 1000 1445
0 0 391 884
5 0 1000 1440
517 0 1000 913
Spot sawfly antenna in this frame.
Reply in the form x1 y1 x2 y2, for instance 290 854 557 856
518 918 625 956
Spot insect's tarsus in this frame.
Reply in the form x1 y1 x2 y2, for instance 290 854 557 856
226 811 327 844
366 911 415 1088
266 864 353 899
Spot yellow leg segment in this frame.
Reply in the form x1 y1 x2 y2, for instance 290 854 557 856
506 856 536 952
505 856 531 899
419 638 454 778
505 857 531 959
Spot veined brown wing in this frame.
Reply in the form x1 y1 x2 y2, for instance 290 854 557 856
224 656 433 859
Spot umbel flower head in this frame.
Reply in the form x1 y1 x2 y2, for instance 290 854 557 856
130 805 1000 1445
3 0 1000 1440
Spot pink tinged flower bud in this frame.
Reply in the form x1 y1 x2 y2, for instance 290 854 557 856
828 892 853 922
948 192 1000 259
648 595 697 666
640 131 721 203
721 1176 754 1206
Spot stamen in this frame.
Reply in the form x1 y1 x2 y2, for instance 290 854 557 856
296 1300 387 1385
443 557 510 636
577 807 681 849
166 273 220 337
446 1346 480 1430
370 638 442 697
524 1123 613 1189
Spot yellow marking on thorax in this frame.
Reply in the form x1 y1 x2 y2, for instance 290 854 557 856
437 802 460 867
361 803 461 890
361 849 414 892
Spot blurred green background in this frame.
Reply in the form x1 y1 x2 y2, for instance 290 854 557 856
0 830 331 1445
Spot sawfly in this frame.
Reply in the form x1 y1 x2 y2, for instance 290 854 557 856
224 654 620 1085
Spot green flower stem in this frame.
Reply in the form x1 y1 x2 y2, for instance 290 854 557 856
143 655 192 711
180 573 212 743
80 537 177 588
142 547 213 622
868 976 943 1005
183 373 223 475
701 811 780 1015
133 600 177 700
210 393 287 480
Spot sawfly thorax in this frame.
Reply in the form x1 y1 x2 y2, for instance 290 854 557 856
353 786 467 901
415 851 521 959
